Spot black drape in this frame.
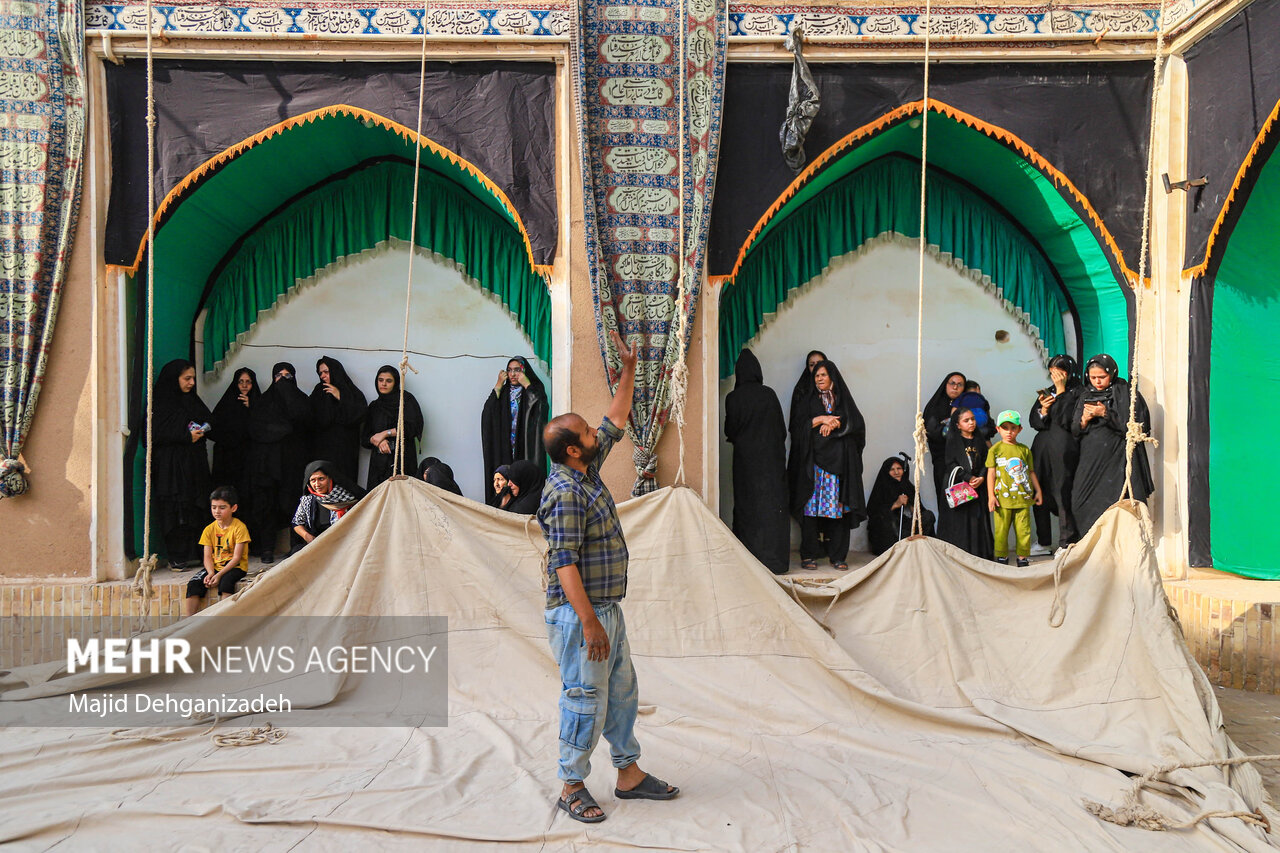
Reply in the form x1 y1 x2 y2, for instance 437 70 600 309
503 459 546 515
725 349 791 574
1027 364 1082 549
480 356 547 507
309 356 367 483
866 455 935 556
418 456 463 497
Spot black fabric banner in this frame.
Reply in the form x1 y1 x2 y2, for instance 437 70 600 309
1184 0 1280 271
708 62 1153 276
104 60 558 267
1186 275 1213 567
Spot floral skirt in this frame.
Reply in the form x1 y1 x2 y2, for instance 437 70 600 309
804 466 844 519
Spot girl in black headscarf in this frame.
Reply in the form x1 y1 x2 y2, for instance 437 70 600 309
787 358 867 569
210 367 259 524
418 456 463 496
364 365 424 491
787 350 827 439
937 407 994 560
1070 353 1155 537
866 454 935 556
503 459 547 515
291 459 366 549
481 356 548 507
924 371 967 508
725 348 790 574
150 359 212 568
246 362 311 563
1028 354 1083 553
309 356 367 482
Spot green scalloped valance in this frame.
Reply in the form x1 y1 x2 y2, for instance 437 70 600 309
719 156 1071 378
202 159 551 372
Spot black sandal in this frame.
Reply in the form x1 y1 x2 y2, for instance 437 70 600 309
615 772 679 800
557 787 606 823
800 559 818 570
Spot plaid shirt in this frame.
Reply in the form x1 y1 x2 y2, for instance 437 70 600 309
538 417 628 609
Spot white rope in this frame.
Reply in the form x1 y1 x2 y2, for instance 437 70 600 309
909 0 933 536
391 0 431 479
132 0 159 629
1120 0 1166 503
667 8 692 486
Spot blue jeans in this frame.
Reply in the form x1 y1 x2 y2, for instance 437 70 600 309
545 601 641 783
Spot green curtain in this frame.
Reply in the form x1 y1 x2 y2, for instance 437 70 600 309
1208 147 1280 579
203 159 551 372
719 156 1070 378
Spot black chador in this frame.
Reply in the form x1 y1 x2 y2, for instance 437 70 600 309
247 362 311 560
210 367 259 516
923 371 967 507
1028 354 1082 550
481 356 548 506
787 349 827 439
418 456 463 497
724 348 790 574
364 365 424 491
866 454 935 556
1070 353 1155 537
936 408 994 560
150 359 212 566
309 356 367 482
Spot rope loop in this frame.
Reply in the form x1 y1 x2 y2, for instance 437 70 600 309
212 722 287 748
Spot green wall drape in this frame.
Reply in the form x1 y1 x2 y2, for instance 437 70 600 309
1209 147 1280 579
203 159 551 371
719 156 1071 377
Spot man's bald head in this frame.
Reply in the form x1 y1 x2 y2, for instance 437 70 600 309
545 413 590 464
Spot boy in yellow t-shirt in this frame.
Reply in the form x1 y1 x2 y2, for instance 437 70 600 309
985 410 1043 568
184 486 252 617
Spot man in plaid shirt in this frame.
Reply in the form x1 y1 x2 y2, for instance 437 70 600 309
538 330 680 824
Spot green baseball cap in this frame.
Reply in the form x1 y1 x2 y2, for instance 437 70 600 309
996 410 1021 426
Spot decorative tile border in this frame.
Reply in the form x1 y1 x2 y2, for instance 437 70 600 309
86 0 1210 39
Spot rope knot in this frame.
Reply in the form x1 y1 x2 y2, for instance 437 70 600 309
631 447 658 497
398 356 418 376
0 454 30 499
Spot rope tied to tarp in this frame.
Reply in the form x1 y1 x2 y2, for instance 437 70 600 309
908 0 933 536
1083 754 1280 833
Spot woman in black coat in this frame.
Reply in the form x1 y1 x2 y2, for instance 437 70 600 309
309 356 367 482
503 459 547 515
725 348 790 574
246 362 311 563
210 367 259 518
418 456 463 496
787 349 827 439
937 407 994 560
364 365 424 491
923 371 967 508
866 454 935 556
1028 354 1082 553
481 356 548 507
150 359 212 567
787 358 867 569
1070 353 1155 537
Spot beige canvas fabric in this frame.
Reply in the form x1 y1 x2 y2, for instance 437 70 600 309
0 480 1275 850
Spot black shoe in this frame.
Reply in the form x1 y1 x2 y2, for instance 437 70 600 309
260 551 274 564
1016 558 1030 568
995 557 1009 565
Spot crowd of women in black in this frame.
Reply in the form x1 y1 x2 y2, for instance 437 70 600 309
726 348 1155 574
149 354 548 567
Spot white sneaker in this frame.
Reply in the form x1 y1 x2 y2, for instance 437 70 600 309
1029 543 1052 557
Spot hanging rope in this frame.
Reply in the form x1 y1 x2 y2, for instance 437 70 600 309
908 0 933 536
666 12 693 487
391 0 431 479
131 0 160 629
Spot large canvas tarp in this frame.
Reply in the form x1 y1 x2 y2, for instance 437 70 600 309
1 482 1275 850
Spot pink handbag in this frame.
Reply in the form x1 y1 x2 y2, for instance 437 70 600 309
945 469 979 508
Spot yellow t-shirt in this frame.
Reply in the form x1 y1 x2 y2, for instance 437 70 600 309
198 518 251 572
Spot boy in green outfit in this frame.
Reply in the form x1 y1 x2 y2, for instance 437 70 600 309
986 410 1043 567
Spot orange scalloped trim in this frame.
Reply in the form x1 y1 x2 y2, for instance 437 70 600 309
1189 96 1280 279
719 99 1138 289
125 104 545 279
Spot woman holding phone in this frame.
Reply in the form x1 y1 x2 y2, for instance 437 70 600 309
1027 355 1082 555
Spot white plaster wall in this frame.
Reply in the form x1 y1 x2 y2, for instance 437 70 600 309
195 243 550 500
718 238 1064 552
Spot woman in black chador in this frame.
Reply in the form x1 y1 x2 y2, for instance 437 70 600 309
937 407 994 560
364 365 424 491
1028 354 1083 552
246 362 311 563
725 348 790 574
502 459 547 515
210 367 259 523
787 358 867 569
1070 353 1155 537
923 371 967 508
787 349 827 438
867 454 935 556
150 359 212 568
481 356 548 507
309 356 366 482
418 456 463 496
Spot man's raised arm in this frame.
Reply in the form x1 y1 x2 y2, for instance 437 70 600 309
606 329 639 430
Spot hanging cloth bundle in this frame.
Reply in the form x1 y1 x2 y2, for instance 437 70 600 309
779 25 821 172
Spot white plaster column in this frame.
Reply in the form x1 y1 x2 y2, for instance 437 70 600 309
701 275 721 511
